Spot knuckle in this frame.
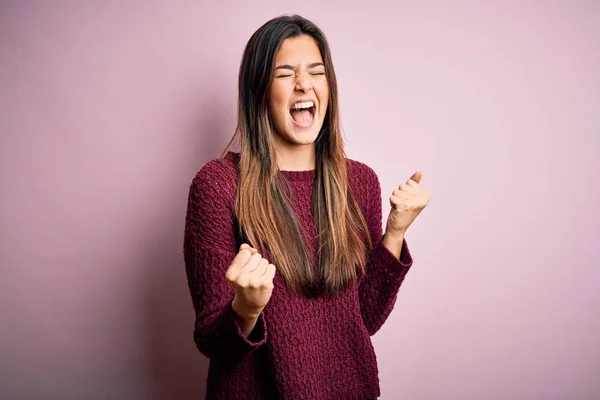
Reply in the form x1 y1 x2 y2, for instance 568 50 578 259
257 276 272 288
239 249 252 259
257 281 268 290
236 276 249 288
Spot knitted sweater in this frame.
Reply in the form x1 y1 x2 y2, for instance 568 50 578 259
183 151 413 400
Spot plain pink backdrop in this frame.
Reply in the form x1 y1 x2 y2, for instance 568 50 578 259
1 1 599 399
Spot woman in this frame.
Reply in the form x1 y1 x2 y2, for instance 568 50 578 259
183 14 429 400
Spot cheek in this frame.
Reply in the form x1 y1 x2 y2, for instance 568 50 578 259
269 93 284 112
270 83 289 106
268 92 289 129
316 84 330 112
319 93 329 115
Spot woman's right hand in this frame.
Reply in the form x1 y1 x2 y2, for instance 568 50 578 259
226 243 276 320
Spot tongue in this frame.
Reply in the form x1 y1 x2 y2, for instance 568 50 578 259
290 109 312 124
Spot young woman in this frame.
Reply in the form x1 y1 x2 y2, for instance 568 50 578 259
183 14 429 400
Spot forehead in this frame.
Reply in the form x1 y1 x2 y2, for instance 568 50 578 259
275 35 323 64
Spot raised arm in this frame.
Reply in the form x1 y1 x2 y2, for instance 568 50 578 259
357 166 414 336
183 160 267 361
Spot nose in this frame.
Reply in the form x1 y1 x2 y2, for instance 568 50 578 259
295 73 313 93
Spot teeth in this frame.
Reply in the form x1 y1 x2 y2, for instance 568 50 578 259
292 101 314 110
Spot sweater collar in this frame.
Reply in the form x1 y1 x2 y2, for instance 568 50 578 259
280 169 315 182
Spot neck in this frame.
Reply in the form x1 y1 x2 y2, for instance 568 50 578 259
275 143 315 171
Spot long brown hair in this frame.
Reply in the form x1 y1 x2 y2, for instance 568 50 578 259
223 15 372 297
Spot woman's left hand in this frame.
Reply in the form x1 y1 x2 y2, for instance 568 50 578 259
385 171 430 237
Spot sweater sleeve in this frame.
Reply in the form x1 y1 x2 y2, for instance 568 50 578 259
358 166 414 336
183 160 267 361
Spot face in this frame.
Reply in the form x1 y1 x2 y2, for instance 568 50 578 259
268 35 329 151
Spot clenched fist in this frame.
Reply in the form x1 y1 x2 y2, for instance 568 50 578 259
386 171 430 236
226 244 276 320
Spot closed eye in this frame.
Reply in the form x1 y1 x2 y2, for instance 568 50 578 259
277 72 325 78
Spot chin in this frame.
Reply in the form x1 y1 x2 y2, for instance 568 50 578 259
287 125 321 145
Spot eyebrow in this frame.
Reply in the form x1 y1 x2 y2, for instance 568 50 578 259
275 62 325 70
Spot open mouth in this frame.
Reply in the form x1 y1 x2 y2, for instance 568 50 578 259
289 100 316 127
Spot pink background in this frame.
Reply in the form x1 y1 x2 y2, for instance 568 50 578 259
1 1 599 399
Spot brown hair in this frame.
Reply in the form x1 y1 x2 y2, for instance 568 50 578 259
223 15 372 297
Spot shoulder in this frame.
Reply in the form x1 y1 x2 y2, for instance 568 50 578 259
185 152 240 250
188 151 240 204
346 158 381 191
345 158 382 208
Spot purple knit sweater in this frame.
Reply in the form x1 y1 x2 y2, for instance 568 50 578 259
183 151 413 400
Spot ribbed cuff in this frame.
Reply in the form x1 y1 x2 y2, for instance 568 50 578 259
228 301 268 349
373 234 413 275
